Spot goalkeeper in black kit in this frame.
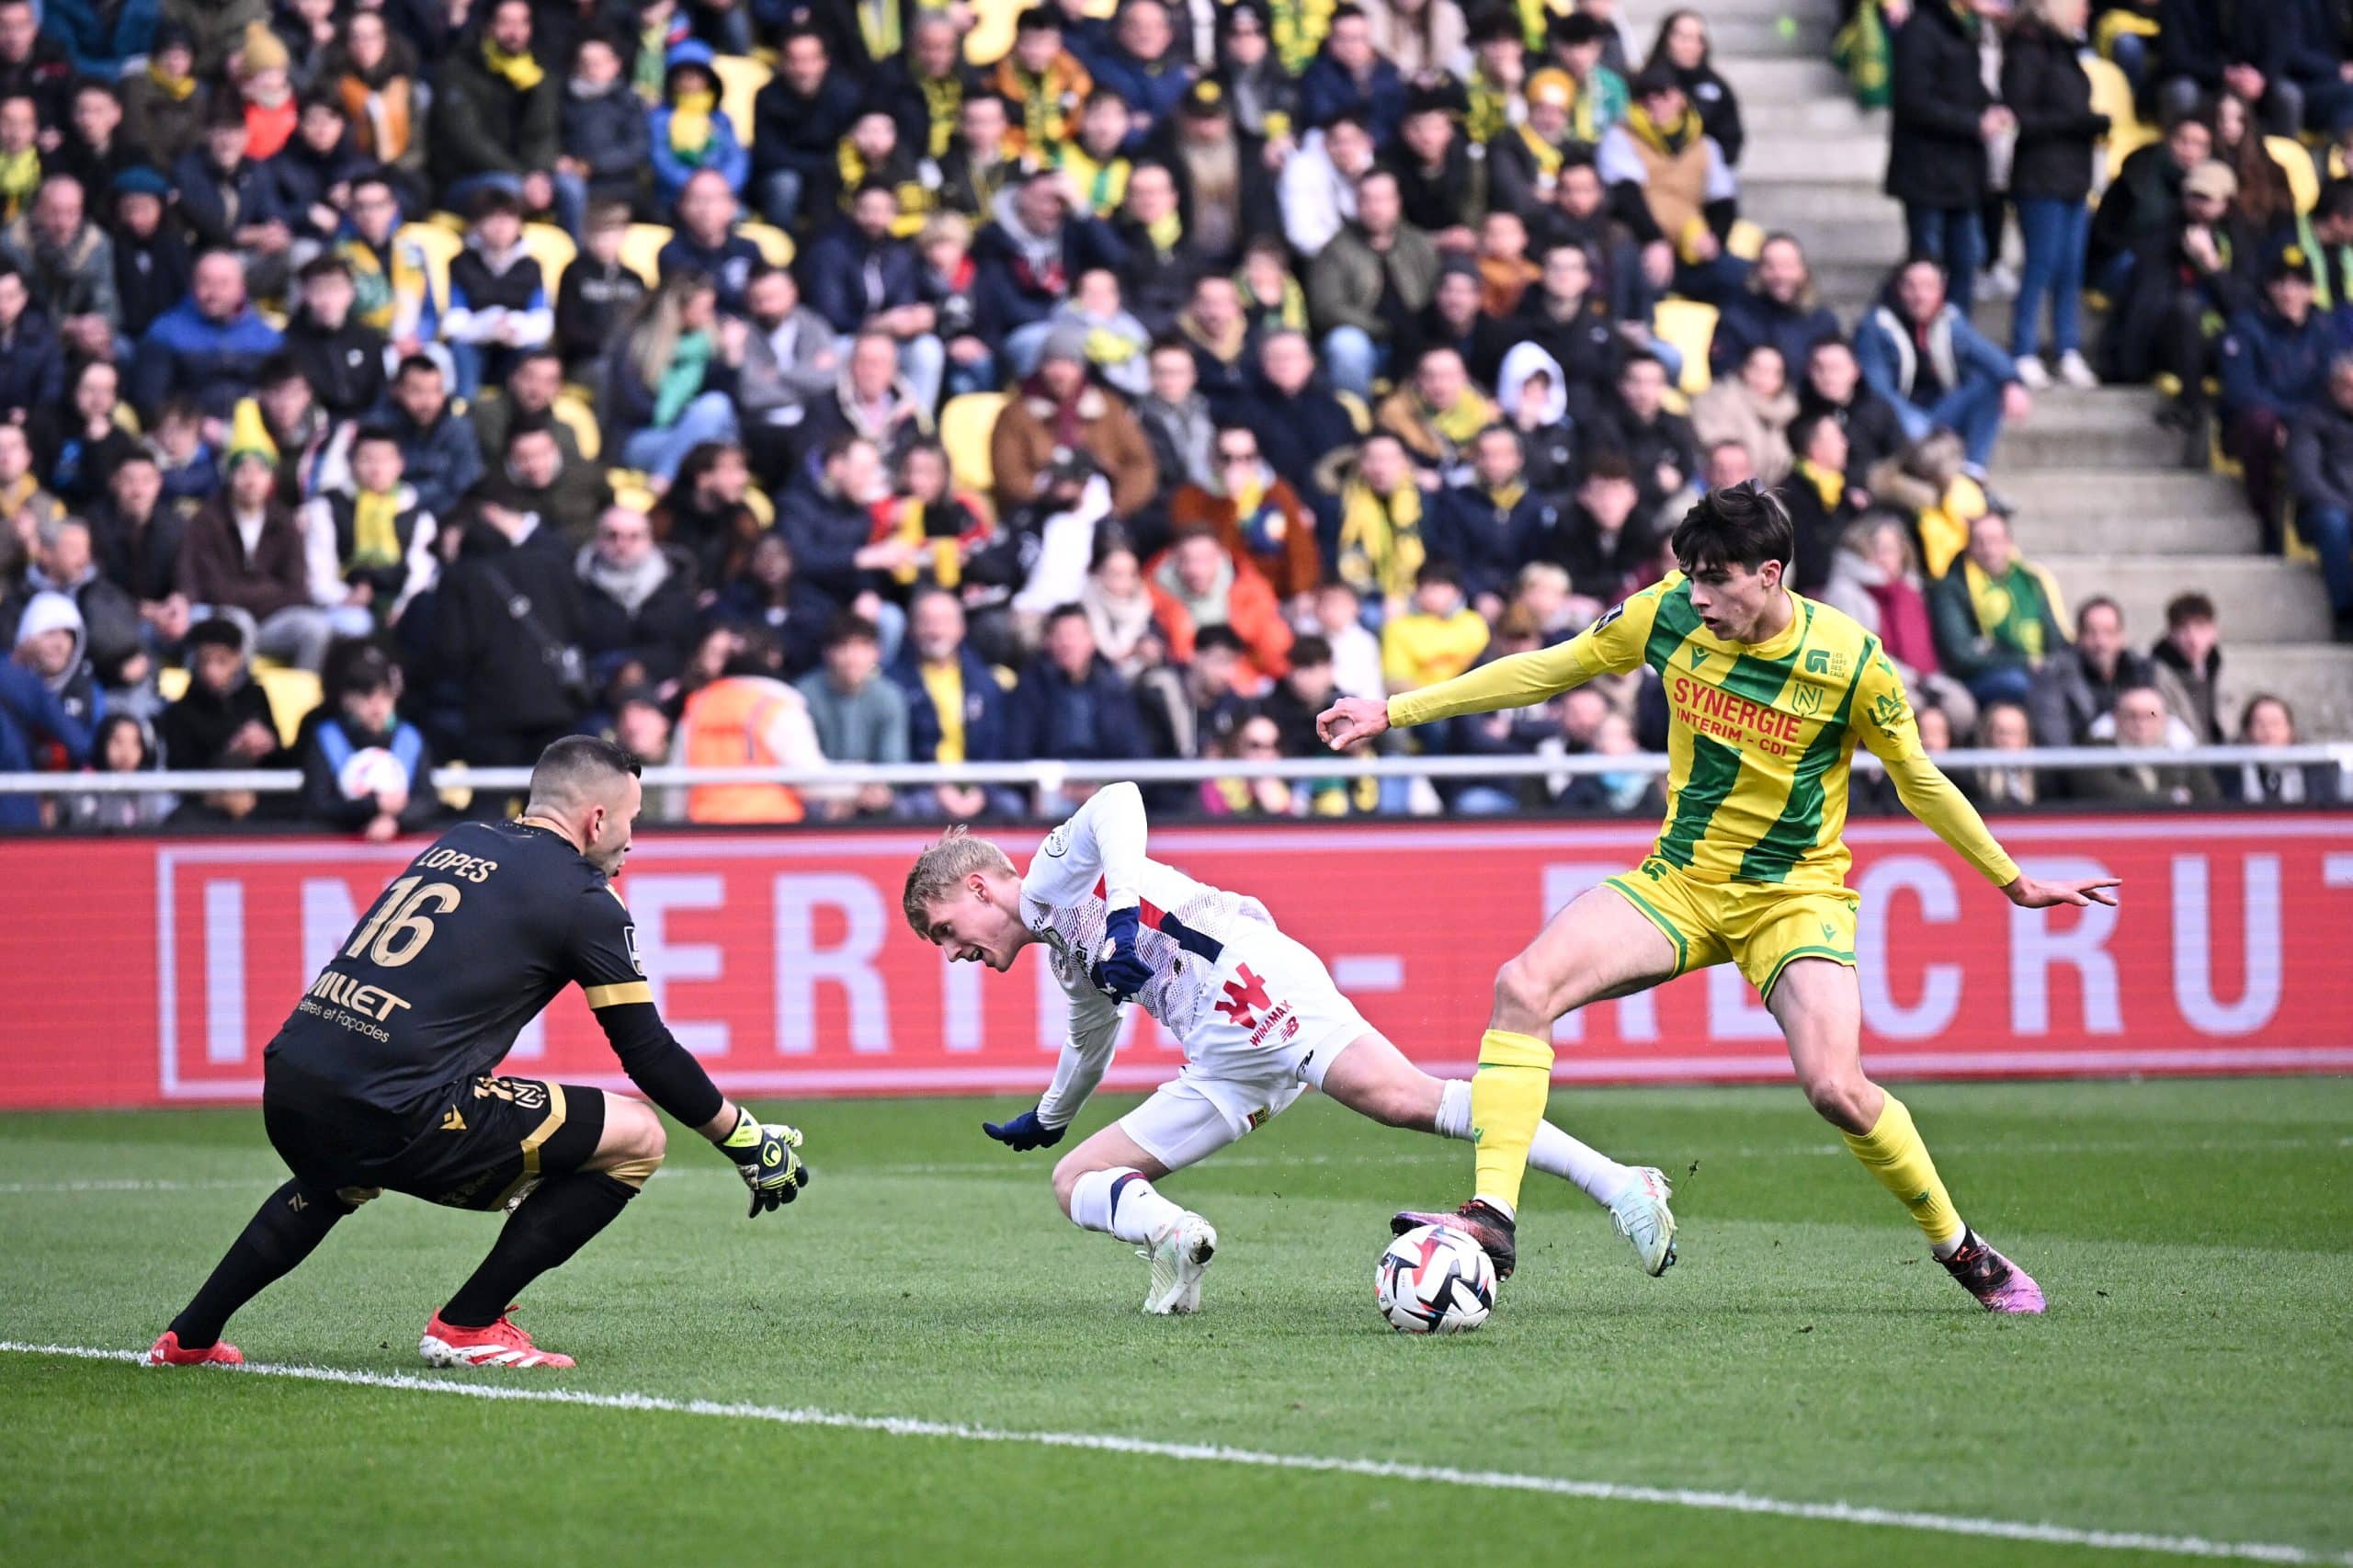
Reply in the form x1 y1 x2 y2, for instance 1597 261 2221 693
147 736 811 1371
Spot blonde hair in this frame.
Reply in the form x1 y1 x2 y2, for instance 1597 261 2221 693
918 211 972 252
902 825 1015 937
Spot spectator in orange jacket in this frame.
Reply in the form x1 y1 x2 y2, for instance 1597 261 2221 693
1165 424 1321 604
1145 525 1293 680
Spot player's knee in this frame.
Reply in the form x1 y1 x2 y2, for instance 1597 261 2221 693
1800 1071 1875 1131
1492 953 1558 1026
1050 1153 1088 1215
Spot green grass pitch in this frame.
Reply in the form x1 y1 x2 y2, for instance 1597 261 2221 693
4 1079 2349 1567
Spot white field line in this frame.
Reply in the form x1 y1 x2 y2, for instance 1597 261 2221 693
0 1342 2343 1565
4 1136 2347 1195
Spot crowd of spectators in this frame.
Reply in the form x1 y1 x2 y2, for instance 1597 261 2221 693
0 0 2341 833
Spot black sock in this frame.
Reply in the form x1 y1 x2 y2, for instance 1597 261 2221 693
169 1179 348 1348
440 1173 637 1329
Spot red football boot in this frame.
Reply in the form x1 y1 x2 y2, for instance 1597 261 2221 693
145 1331 243 1367
419 1306 575 1368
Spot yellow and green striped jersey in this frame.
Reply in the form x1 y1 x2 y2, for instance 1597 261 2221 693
1389 574 2019 892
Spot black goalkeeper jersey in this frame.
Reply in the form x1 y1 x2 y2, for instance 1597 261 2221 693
265 819 666 1119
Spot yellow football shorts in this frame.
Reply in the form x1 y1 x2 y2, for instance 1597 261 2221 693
1603 857 1859 1001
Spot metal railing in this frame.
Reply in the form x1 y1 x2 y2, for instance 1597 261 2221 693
1 744 2347 796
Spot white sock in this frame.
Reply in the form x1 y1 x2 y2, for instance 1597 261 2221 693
1434 1081 1633 1210
1067 1166 1184 1245
1931 1224 1969 1261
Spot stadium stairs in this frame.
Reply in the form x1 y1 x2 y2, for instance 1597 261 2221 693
1627 0 2353 735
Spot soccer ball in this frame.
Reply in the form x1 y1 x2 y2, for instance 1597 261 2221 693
336 747 409 801
1376 1223 1495 1334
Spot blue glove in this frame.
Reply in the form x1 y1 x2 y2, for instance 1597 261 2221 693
1091 904 1152 1003
982 1107 1067 1151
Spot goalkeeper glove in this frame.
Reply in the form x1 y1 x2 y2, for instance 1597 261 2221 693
1090 904 1152 1003
719 1108 812 1217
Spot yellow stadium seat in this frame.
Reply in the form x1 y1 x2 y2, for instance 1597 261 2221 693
156 665 189 703
2084 55 2157 182
1653 298 1718 398
518 222 577 295
396 222 462 306
552 392 602 461
739 220 795 268
2268 135 2321 214
425 208 467 234
745 484 775 526
964 0 1020 64
939 391 1006 494
608 469 659 512
712 54 769 142
620 223 674 287
256 666 323 750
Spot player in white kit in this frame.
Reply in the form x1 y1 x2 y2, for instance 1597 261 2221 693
901 783 1679 1314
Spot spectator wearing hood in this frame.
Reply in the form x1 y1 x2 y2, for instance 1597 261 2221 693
298 648 439 840
63 711 176 830
1495 341 1581 496
578 504 699 685
11 584 102 743
1854 256 2029 476
0 590 92 824
648 43 749 211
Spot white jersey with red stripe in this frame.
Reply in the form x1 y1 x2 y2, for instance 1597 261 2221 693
1019 783 1375 1153
1019 786 1273 1044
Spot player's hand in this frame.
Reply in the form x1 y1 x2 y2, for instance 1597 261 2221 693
719 1109 812 1216
1316 696 1390 750
981 1107 1066 1151
2002 872 2122 910
1090 904 1151 1003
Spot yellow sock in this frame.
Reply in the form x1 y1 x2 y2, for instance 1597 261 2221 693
1470 1028 1554 1216
1840 1094 1964 1248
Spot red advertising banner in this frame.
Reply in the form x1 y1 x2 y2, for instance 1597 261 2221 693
4 816 2351 1109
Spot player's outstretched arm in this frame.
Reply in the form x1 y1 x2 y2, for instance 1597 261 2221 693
983 984 1123 1153
1856 661 2123 910
1317 581 1672 749
574 888 811 1217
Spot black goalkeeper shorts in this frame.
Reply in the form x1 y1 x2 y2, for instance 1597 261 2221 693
264 1073 607 1212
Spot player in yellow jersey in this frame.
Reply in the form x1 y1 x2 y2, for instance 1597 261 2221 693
1317 483 2120 1313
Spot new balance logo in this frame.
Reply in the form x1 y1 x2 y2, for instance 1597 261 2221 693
1213 964 1273 1028
440 1108 468 1132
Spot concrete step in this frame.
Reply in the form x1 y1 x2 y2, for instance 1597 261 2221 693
1712 55 1850 106
1752 215 1905 268
1995 468 2246 523
2006 501 2261 554
1741 139 1889 187
1750 170 1892 216
1741 98 1888 139
1671 16 1836 55
2040 554 2336 643
1998 419 2198 473
2223 645 2353 737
